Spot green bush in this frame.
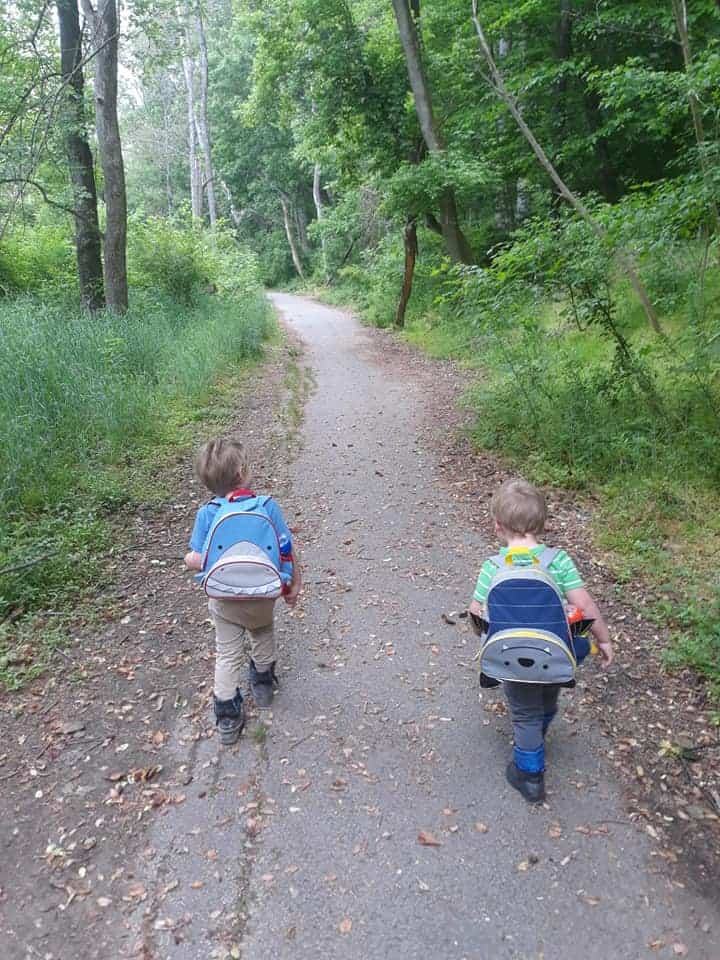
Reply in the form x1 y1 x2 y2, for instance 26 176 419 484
128 218 213 304
0 224 75 297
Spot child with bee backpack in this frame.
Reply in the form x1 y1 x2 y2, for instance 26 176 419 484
185 438 302 744
468 480 613 803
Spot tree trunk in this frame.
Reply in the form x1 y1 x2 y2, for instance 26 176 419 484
672 0 720 237
295 204 311 256
182 52 203 219
313 162 329 281
391 0 474 264
194 9 217 227
57 0 105 312
395 218 418 328
280 195 305 279
471 1 664 337
81 0 128 313
221 178 242 229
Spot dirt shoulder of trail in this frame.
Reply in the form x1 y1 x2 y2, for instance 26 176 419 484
0 333 309 960
361 321 720 890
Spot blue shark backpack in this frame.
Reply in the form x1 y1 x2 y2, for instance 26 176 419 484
479 547 590 685
199 494 292 600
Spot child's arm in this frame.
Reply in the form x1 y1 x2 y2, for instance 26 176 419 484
565 586 613 667
184 550 203 571
467 598 486 637
284 542 302 607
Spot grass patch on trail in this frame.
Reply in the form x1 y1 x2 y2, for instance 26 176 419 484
0 290 276 691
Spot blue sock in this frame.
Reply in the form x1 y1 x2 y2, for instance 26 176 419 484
514 744 545 774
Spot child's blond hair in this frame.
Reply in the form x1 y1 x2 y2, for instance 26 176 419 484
491 479 547 535
195 438 250 497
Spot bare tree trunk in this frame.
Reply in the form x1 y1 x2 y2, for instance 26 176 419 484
280 195 305 279
313 162 329 281
57 0 105 312
295 204 311 255
81 0 128 313
182 52 203 219
391 0 474 264
672 0 720 236
471 1 664 336
194 8 217 227
221 178 242 229
396 218 418 328
161 82 174 216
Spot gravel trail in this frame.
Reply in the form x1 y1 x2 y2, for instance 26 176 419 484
4 293 715 960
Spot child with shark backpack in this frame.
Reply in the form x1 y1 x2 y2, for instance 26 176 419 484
469 479 613 803
185 438 302 744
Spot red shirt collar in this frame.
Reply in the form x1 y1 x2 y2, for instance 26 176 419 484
227 488 255 501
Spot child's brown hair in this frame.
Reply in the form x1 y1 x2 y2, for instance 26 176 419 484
195 438 250 497
491 479 547 535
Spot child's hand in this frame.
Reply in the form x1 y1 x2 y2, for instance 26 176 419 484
596 639 614 668
284 584 301 608
184 550 202 571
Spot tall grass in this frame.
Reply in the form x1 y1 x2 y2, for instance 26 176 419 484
0 290 271 513
0 223 274 642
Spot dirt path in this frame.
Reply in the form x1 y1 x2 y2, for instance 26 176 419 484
1 293 718 959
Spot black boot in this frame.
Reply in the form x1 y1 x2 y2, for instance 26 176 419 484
506 761 545 804
213 688 245 745
249 660 278 708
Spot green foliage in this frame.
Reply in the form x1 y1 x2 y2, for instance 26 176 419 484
662 599 720 695
128 218 265 304
0 235 272 628
0 224 75 296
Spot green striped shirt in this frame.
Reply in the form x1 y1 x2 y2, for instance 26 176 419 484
473 545 584 605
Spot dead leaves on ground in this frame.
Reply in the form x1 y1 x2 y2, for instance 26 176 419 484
417 830 443 847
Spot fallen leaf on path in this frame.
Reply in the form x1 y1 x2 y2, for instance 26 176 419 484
672 945 688 957
417 831 443 847
339 918 352 934
548 823 562 839
474 822 489 834
130 765 162 783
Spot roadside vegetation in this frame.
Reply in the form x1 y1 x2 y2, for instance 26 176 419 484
0 222 272 689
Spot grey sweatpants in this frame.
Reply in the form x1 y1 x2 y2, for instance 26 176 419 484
503 682 561 752
209 598 277 701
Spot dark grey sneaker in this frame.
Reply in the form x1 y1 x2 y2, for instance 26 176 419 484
506 761 545 804
249 660 278 709
213 688 245 745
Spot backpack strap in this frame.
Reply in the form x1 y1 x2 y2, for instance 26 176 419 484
491 547 560 570
537 547 560 571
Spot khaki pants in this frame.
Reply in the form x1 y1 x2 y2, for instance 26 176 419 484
209 598 277 701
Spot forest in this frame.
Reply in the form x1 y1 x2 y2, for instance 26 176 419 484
1 0 719 692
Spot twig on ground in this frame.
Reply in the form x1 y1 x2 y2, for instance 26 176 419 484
0 552 58 577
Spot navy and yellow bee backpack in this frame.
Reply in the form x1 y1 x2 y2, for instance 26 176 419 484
479 547 589 686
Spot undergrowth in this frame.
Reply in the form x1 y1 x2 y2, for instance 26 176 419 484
0 224 274 689
305 210 720 694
